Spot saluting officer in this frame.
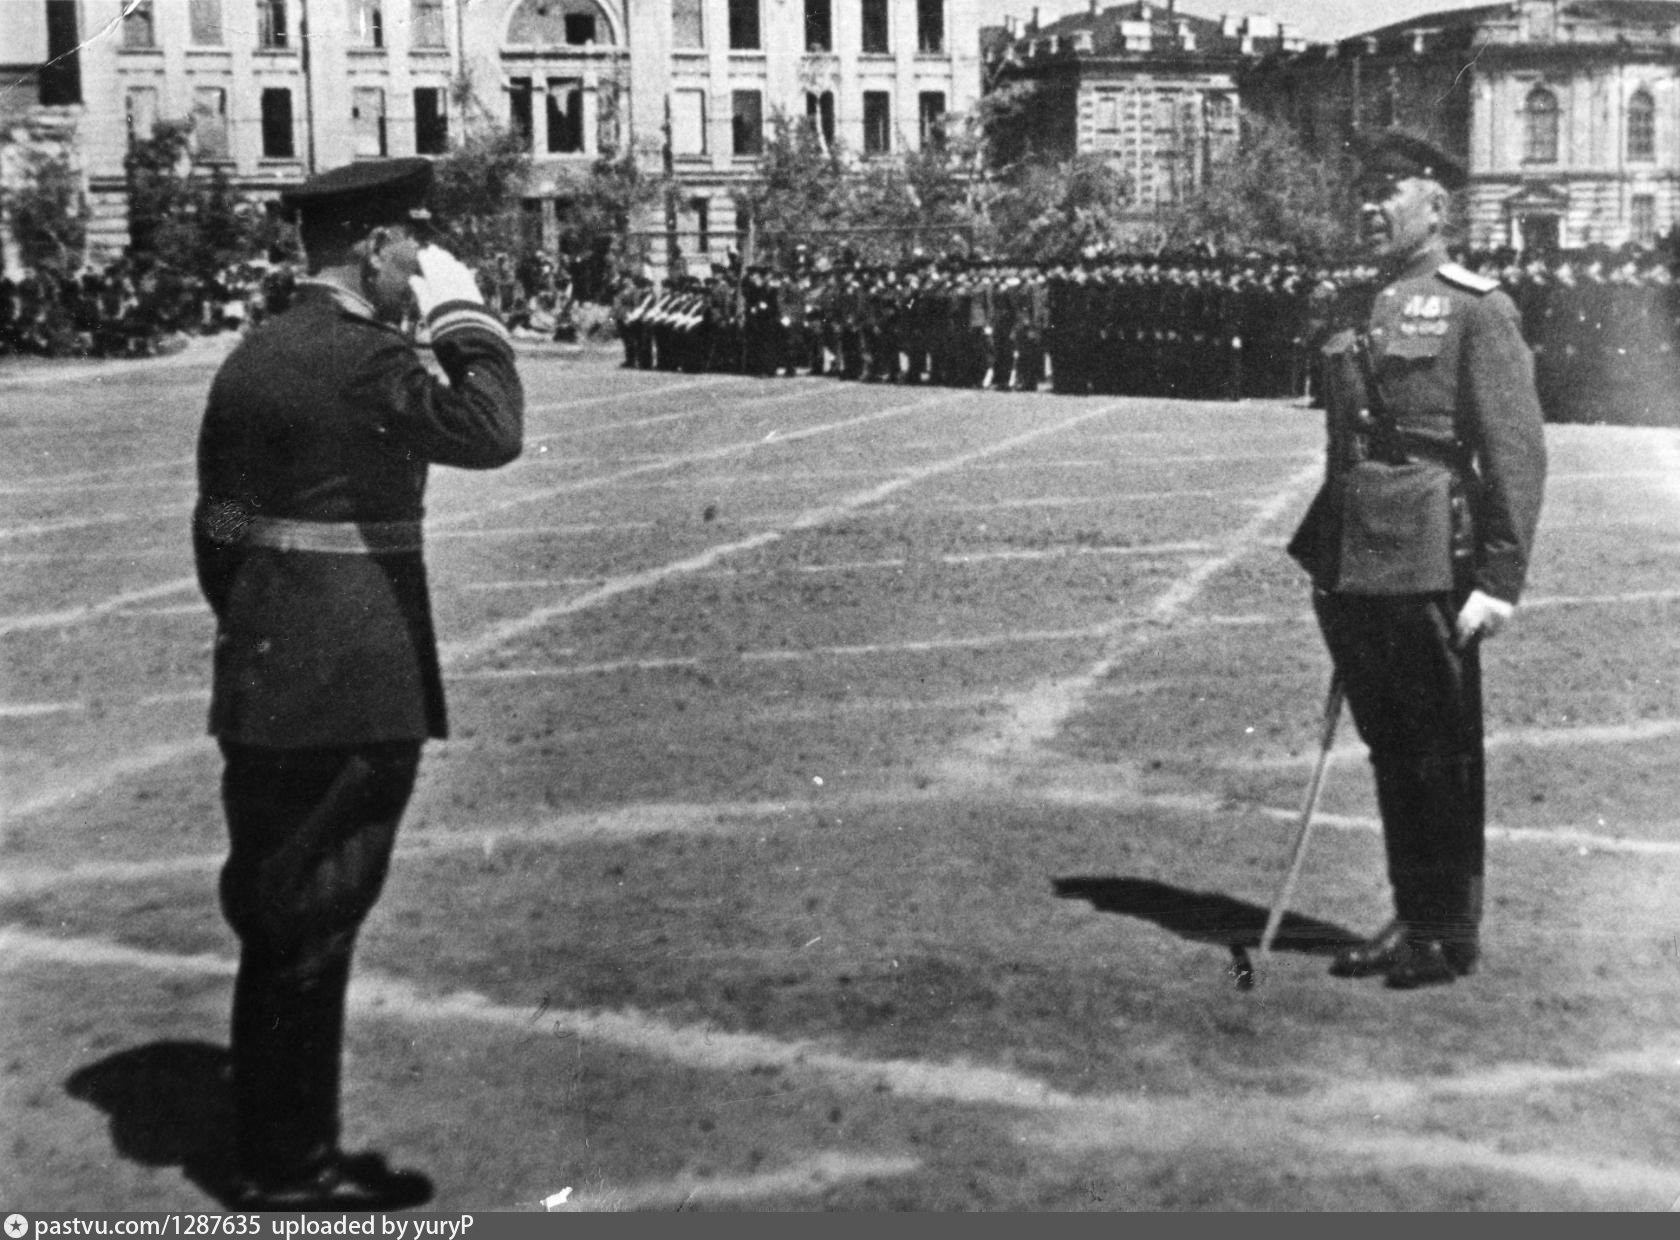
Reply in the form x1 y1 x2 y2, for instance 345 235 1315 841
195 158 524 1206
1286 132 1546 989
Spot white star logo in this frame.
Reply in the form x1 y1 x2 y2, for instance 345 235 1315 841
5 1215 29 1239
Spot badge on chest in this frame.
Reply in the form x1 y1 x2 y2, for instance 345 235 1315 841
1399 293 1451 336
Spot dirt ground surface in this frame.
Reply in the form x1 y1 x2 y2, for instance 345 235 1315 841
4 341 1680 1212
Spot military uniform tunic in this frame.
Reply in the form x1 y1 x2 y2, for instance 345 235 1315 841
1287 239 1546 949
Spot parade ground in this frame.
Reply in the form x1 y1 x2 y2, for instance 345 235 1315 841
4 341 1680 1211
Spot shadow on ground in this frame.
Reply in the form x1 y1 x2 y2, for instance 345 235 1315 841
66 1040 243 1206
1053 876 1363 955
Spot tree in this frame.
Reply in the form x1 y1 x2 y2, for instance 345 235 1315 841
734 111 853 260
1162 112 1357 259
553 150 667 297
974 152 1134 264
3 146 88 274
125 119 264 275
427 121 532 265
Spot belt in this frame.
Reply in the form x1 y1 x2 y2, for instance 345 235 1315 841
245 516 423 554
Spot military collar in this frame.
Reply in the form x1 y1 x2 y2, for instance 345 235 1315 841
295 276 381 322
1383 239 1451 285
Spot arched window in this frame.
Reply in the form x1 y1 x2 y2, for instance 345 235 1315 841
1628 88 1655 161
507 0 613 46
1524 87 1558 164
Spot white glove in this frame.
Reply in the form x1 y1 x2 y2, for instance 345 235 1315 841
1455 589 1514 647
408 246 485 317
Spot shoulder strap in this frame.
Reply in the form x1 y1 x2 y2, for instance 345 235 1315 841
1437 262 1499 295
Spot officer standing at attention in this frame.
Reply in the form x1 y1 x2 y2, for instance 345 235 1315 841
1286 132 1546 989
194 158 524 1207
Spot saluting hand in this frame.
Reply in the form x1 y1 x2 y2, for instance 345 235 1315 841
409 246 486 317
1455 589 1514 648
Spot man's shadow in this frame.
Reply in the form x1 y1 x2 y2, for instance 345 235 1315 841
65 1040 243 1207
1053 876 1362 957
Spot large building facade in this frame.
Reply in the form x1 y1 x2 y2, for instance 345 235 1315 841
983 1 1304 233
1 0 983 271
1244 0 1680 254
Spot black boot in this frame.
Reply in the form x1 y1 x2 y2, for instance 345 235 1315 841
1329 920 1411 978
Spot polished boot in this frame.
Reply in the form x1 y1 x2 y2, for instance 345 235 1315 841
1328 920 1411 978
233 1150 433 1211
1383 937 1464 989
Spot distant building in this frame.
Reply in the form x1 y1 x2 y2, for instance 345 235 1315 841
1243 0 1680 254
983 1 1304 225
2 0 985 271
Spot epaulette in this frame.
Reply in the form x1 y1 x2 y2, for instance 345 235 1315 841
1436 262 1499 294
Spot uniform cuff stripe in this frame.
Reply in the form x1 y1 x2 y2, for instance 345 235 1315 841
428 304 510 343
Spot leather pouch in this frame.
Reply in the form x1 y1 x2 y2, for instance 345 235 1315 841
1336 458 1455 594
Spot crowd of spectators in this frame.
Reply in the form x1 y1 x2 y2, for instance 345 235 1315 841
0 259 294 359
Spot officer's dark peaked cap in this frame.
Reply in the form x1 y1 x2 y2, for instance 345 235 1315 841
280 157 434 232
1354 130 1467 193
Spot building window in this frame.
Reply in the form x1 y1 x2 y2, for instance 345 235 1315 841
547 79 584 153
918 91 946 149
729 0 760 49
691 197 711 255
1096 93 1119 132
413 0 446 46
41 0 82 104
415 86 449 153
261 88 295 157
916 0 943 53
126 87 159 149
863 90 891 155
861 0 889 53
1629 89 1655 162
258 0 288 48
123 0 157 48
673 0 704 48
353 86 388 156
349 0 384 48
672 89 707 155
806 90 836 150
805 0 832 51
190 0 224 45
194 87 230 159
510 77 535 146
1524 87 1558 164
508 1 613 45
732 89 764 156
1632 193 1657 245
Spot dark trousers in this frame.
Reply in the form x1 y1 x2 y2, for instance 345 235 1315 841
1312 590 1485 943
218 740 422 1181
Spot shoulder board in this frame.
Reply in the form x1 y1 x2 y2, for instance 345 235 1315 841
1436 262 1499 294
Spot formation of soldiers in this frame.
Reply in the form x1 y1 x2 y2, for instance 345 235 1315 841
611 246 1680 424
1497 250 1680 425
613 253 1318 401
0 259 293 358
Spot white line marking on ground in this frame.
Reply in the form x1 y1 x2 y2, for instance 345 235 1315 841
526 380 830 442
0 576 199 636
440 399 1129 664
1256 805 1680 856
559 1154 923 1211
937 460 1327 778
0 701 87 719
5 925 1678 1202
2 739 210 819
430 521 657 539
427 393 967 532
523 375 739 418
1235 717 1680 769
0 514 140 540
